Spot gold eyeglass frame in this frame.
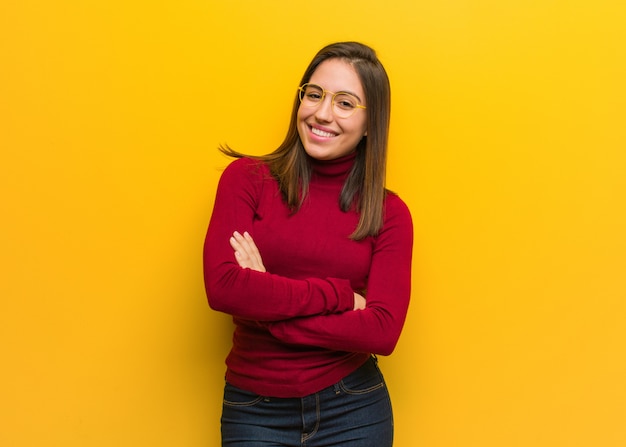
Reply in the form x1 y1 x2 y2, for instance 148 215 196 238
298 83 366 118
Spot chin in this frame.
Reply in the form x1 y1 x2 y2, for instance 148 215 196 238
305 150 332 161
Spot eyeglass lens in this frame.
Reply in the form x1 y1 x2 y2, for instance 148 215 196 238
299 84 360 118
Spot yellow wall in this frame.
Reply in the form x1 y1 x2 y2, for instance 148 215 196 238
2 1 625 446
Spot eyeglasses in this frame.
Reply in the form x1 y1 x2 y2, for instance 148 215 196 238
298 83 366 119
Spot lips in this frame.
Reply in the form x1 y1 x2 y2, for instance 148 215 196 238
310 125 337 138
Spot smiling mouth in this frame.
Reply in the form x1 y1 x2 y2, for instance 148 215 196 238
310 126 337 138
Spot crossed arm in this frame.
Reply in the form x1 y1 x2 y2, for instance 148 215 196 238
205 159 411 355
229 230 367 311
227 224 411 355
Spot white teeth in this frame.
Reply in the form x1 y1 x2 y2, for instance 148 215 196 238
311 127 336 138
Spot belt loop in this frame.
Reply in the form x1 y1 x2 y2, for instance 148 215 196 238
333 382 341 395
371 354 378 364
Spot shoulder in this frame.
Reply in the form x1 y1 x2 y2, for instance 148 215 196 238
214 158 275 201
223 157 270 176
381 191 413 234
384 191 412 221
219 157 272 185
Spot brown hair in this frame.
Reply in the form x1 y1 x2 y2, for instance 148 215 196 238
220 42 391 240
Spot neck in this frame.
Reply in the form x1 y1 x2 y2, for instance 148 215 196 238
309 152 357 180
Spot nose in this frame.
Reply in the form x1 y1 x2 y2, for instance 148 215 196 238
314 95 334 122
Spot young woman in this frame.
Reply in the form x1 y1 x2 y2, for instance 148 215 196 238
204 41 413 446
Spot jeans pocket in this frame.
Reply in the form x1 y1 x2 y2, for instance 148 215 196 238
223 382 264 407
338 359 386 395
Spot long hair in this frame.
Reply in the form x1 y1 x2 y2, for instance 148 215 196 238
220 42 391 240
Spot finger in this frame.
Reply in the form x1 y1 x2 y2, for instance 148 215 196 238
231 231 266 271
230 236 248 267
229 234 242 251
230 233 249 257
230 232 254 268
242 232 264 266
237 231 266 272
233 231 256 259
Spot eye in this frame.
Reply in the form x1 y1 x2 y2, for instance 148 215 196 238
304 85 323 102
334 94 358 110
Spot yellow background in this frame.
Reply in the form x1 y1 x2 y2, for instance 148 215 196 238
2 1 625 446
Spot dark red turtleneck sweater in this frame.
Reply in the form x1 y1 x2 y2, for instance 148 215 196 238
203 153 413 397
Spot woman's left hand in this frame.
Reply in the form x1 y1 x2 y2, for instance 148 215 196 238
230 231 266 273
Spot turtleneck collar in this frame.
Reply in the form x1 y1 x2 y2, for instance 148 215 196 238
309 151 357 180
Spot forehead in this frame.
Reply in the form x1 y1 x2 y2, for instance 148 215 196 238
309 59 364 96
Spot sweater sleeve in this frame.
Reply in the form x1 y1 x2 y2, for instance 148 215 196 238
203 158 355 321
267 196 413 355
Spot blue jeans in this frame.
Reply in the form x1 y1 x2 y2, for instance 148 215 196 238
221 357 393 446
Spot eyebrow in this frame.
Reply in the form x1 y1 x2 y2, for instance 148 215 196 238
339 90 364 103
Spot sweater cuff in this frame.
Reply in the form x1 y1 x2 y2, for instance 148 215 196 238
327 277 355 313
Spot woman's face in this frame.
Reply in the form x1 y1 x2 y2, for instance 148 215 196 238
297 58 367 161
